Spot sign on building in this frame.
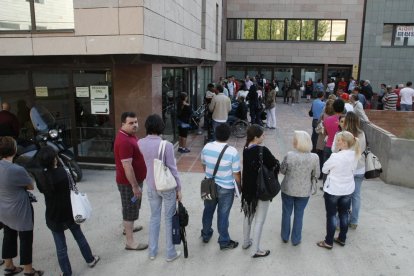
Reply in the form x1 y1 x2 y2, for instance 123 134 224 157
396 26 414 38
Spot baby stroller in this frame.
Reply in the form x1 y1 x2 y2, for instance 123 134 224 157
227 99 249 138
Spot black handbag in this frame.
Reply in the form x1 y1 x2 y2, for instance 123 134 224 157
200 145 228 201
256 147 280 201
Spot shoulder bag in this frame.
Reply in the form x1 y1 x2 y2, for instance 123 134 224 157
256 146 280 201
66 166 92 224
154 140 177 191
363 147 382 179
200 145 228 201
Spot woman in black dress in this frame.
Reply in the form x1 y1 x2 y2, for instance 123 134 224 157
241 125 279 258
37 146 99 276
177 92 192 153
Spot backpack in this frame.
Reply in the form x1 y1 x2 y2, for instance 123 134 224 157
178 201 189 227
256 147 281 201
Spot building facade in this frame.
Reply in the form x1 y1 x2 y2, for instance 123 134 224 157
360 0 414 90
0 0 222 163
225 0 365 88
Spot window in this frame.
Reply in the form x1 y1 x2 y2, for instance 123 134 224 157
287 20 301 40
227 19 255 40
301 20 315 40
271 20 284 40
201 0 206 49
257 19 271 40
215 4 219 53
228 18 346 42
0 0 74 32
382 24 414 47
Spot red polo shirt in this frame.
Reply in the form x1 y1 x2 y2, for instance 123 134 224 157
114 129 147 185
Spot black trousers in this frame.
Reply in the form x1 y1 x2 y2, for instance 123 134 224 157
2 224 33 265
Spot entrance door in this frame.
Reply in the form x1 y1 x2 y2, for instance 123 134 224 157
73 70 114 162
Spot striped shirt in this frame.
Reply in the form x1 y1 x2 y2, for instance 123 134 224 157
201 141 241 189
383 92 398 110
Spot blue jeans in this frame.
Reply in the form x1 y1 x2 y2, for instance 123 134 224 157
350 174 364 225
281 193 310 245
400 104 412 111
201 185 235 246
212 120 226 141
51 223 94 276
324 193 352 246
147 188 177 259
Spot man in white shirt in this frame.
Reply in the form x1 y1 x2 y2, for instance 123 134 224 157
227 76 235 99
245 76 253 90
399 81 414 111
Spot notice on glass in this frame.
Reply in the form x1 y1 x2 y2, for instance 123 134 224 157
35 87 48 97
396 26 414 37
76 87 89 98
90 86 109 100
91 100 109 114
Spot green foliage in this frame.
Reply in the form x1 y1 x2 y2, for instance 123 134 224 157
243 19 255 39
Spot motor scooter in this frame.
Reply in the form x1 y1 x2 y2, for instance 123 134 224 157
14 105 83 182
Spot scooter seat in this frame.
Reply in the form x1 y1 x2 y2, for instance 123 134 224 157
17 144 37 156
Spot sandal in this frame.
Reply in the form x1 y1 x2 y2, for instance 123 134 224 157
316 240 333 250
4 266 23 275
23 268 44 276
252 250 270 258
334 237 346 246
122 226 143 235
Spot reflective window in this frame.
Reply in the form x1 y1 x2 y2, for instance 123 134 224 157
287 20 301 40
381 24 393 46
257 19 271 40
317 20 331 41
0 0 74 32
35 0 74 30
331 20 346 42
301 20 315 40
0 0 32 31
271 20 284 40
227 19 255 40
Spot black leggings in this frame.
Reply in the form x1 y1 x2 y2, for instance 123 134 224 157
2 224 33 265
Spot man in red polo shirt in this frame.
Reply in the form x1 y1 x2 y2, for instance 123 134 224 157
114 112 148 251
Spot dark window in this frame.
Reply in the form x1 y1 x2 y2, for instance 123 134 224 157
382 24 414 47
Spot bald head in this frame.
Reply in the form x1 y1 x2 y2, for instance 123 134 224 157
2 102 10 111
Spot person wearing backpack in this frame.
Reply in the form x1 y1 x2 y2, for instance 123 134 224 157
241 125 279 258
280 131 320 246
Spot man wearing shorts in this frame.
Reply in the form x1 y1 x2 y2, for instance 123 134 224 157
114 112 148 250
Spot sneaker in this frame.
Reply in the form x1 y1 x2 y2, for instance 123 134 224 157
220 240 239 250
349 223 358 229
183 148 191 153
178 147 184 153
88 255 100 268
166 251 181 262
149 256 156 260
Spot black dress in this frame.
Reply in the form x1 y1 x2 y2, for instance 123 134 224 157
40 166 75 232
241 145 278 218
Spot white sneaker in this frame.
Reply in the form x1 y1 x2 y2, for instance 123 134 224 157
88 255 100 268
166 251 181 262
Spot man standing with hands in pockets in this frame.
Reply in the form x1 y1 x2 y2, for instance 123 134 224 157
114 112 148 251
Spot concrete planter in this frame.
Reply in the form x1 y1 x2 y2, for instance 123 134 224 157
362 122 414 188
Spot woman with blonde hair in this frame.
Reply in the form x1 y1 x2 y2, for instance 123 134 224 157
280 131 319 245
317 131 361 250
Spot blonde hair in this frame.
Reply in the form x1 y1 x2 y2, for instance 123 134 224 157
335 131 361 157
294 130 312 153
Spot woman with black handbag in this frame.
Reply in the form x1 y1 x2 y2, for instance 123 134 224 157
241 125 279 258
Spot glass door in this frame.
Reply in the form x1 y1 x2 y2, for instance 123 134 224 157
73 70 114 162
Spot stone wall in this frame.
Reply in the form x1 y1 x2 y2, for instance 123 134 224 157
362 119 414 189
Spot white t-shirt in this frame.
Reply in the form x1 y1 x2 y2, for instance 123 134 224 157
399 87 414 105
327 82 335 92
345 103 354 113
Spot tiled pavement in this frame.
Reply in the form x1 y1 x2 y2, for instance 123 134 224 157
175 99 313 171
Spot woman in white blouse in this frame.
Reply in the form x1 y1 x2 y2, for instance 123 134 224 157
317 131 361 250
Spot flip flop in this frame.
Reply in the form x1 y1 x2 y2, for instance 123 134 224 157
125 243 148 251
122 226 143 235
252 250 270 258
23 268 44 276
334 237 346 246
316 240 333 250
4 266 23 275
